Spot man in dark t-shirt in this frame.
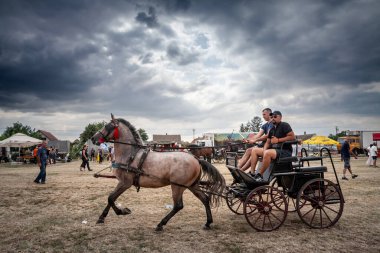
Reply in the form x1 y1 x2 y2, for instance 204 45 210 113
340 140 358 180
253 111 295 182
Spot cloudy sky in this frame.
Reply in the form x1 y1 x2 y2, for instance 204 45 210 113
1 0 379 142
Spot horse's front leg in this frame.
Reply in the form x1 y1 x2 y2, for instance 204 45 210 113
97 181 131 224
97 204 111 224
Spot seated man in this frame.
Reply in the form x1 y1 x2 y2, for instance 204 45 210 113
238 108 273 172
251 111 295 182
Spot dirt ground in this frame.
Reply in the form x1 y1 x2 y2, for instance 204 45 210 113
0 156 379 253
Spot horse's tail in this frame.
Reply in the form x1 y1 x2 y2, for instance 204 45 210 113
198 159 226 207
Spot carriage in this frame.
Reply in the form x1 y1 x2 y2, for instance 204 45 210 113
224 140 344 231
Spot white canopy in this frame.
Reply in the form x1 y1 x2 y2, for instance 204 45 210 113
0 133 42 148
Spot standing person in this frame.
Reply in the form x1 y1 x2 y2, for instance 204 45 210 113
366 144 374 166
34 141 48 184
90 148 95 162
47 146 51 164
32 145 39 164
341 140 358 180
110 146 115 163
370 143 378 168
80 145 92 171
98 148 103 164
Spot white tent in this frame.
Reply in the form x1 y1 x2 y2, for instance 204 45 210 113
0 133 42 148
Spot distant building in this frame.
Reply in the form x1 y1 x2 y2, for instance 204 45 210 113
38 130 59 141
152 134 181 145
296 133 316 142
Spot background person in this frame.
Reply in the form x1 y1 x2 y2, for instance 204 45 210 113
370 143 378 168
341 140 358 180
80 145 92 171
34 141 48 184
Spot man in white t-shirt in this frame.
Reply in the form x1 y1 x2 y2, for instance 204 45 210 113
370 143 378 167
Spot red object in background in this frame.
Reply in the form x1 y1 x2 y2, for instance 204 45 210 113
373 133 380 141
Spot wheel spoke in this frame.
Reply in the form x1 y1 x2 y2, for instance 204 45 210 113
262 214 266 230
319 208 323 228
267 214 274 229
253 213 263 227
269 211 283 222
321 207 333 223
301 206 315 219
310 208 317 226
323 204 339 214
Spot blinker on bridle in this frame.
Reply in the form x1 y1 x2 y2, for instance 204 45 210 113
97 121 119 143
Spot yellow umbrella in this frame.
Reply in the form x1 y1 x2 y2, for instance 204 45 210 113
303 136 339 146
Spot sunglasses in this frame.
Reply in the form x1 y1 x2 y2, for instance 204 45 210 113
273 115 278 118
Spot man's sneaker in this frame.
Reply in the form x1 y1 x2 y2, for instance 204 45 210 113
342 177 348 180
352 174 358 179
247 171 255 177
33 180 40 184
40 181 46 184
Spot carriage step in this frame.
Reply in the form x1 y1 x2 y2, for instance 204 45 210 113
300 156 323 162
295 166 327 173
278 156 298 163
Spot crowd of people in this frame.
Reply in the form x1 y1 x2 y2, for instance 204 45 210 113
31 109 378 184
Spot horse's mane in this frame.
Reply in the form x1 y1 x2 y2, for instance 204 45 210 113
117 118 144 145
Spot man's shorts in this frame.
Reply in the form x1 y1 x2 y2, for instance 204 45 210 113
343 158 351 168
372 156 378 161
275 149 292 159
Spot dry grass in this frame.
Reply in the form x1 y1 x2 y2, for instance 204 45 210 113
0 157 379 253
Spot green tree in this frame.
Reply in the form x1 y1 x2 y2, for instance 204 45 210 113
328 131 346 141
0 122 42 140
240 116 262 132
79 122 106 144
70 122 105 158
138 128 149 141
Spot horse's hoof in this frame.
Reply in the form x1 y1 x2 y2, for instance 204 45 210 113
203 224 211 230
155 226 164 232
96 219 104 224
121 208 131 215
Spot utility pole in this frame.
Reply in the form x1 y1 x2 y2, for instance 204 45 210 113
192 129 195 140
335 126 339 135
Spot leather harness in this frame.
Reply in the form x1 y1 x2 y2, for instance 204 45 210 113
112 148 150 192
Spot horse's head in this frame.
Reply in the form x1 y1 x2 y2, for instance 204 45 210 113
91 113 120 145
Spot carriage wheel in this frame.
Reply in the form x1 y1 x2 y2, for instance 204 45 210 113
296 178 344 228
225 183 245 215
270 178 304 212
244 185 288 232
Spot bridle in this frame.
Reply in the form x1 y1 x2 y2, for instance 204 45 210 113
96 120 146 148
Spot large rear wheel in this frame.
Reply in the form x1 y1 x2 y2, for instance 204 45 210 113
244 185 288 232
296 178 344 228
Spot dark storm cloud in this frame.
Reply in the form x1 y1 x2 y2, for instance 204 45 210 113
135 6 159 28
1 0 379 126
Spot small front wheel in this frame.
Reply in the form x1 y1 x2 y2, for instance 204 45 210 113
244 185 288 232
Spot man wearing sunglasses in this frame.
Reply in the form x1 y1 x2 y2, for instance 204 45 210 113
252 111 295 182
